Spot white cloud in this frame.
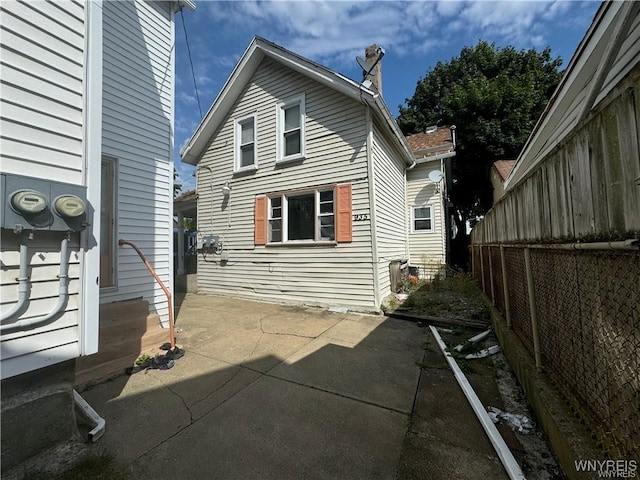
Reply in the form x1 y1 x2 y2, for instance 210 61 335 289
201 1 571 68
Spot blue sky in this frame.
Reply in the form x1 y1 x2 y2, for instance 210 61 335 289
173 0 601 193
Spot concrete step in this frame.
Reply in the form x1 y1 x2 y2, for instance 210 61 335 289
74 299 173 387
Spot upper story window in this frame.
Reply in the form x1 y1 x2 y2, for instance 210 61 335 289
235 113 257 172
277 93 305 163
412 205 433 232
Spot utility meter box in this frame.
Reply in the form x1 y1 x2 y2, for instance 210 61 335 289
1 173 88 232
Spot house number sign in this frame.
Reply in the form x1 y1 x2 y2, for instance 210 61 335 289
353 213 369 221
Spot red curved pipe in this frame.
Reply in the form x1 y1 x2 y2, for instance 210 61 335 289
118 239 175 349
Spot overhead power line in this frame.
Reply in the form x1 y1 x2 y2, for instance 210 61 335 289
180 7 203 119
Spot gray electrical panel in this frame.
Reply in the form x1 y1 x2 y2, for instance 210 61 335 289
1 173 89 232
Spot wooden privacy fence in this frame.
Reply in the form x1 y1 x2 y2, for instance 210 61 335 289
471 241 640 460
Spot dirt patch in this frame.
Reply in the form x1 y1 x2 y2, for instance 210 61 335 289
491 351 566 480
383 273 490 323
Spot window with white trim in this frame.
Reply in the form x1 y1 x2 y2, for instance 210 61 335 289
277 94 305 162
235 113 257 171
268 188 334 243
412 205 433 232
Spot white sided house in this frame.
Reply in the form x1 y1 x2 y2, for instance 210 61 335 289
181 37 416 311
0 0 192 471
405 126 456 276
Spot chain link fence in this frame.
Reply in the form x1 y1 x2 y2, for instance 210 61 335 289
472 242 640 461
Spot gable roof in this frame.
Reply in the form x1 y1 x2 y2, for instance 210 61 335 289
180 36 415 167
492 160 517 183
406 125 455 156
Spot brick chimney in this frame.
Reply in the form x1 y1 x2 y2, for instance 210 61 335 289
364 44 382 94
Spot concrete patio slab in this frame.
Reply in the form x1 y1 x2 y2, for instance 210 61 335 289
130 375 408 480
270 334 422 413
73 294 518 480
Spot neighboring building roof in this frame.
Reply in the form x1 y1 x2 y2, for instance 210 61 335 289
492 160 517 183
174 190 198 216
180 36 415 167
507 1 640 190
405 125 455 158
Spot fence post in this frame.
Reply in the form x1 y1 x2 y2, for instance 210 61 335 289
500 246 511 328
524 247 543 372
479 245 486 294
488 246 495 305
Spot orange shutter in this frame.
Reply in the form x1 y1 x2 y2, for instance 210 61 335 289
254 195 267 245
335 183 352 243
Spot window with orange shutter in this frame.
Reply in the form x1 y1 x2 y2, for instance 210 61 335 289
254 183 352 244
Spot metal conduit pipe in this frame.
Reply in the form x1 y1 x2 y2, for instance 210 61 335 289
0 232 31 323
0 234 70 334
118 239 176 349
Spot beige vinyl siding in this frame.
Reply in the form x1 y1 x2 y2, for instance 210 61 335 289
0 0 84 183
406 163 446 274
371 121 409 299
0 0 85 379
197 58 377 310
100 0 174 325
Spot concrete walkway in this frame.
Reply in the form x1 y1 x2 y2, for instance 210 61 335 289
81 294 427 479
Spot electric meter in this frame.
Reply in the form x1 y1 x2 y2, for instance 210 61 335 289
53 195 86 218
10 190 48 215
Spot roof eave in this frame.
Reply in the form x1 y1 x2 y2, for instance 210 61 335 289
181 39 263 165
175 0 196 12
370 95 416 167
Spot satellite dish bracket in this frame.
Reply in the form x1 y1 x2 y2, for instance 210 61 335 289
356 47 385 85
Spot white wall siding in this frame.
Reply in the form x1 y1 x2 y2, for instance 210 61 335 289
0 233 82 379
196 58 377 310
0 1 87 378
100 0 174 324
406 163 446 275
0 0 84 184
371 121 409 300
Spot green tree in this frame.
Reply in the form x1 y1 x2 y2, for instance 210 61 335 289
174 168 182 198
398 41 562 265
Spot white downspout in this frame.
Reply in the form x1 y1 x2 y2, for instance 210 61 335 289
73 389 105 442
0 234 71 334
430 326 526 480
0 233 31 322
366 106 381 309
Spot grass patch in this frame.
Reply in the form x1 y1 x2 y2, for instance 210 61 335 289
22 453 129 480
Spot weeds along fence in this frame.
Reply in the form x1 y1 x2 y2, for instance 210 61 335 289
471 241 640 460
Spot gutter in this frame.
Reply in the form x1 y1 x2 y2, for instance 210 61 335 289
415 150 456 165
74 389 105 442
430 326 526 480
